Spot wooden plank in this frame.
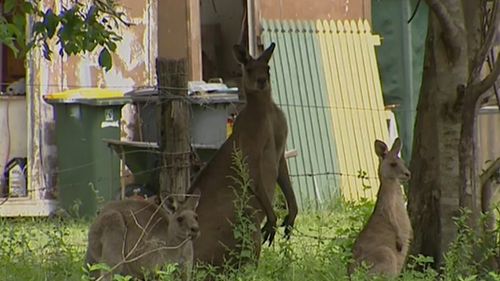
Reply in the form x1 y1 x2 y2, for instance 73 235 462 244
291 20 322 207
345 21 378 198
297 20 332 205
332 20 362 200
267 20 310 207
317 20 349 199
262 19 388 204
277 20 310 208
187 0 202 80
305 20 340 201
358 20 389 181
341 20 368 198
319 21 343 200
284 20 316 207
320 20 352 200
355 19 386 196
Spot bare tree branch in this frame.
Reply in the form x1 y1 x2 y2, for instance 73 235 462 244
480 157 500 186
425 0 462 60
470 0 500 82
95 238 191 281
469 52 500 99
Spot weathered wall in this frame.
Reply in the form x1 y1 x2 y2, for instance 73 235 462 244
158 0 188 60
259 0 371 21
29 0 157 200
0 97 27 175
158 0 202 80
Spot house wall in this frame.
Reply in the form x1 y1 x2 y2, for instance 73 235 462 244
0 97 27 176
28 0 157 200
258 0 371 21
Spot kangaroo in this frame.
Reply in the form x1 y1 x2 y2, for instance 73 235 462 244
188 42 298 269
349 138 412 278
85 194 200 281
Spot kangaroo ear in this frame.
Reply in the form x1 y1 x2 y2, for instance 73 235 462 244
258 42 276 64
374 139 388 159
163 196 178 213
233 44 251 65
183 189 200 211
390 138 402 155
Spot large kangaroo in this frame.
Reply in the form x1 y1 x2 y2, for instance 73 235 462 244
188 42 298 268
349 138 412 277
85 195 200 281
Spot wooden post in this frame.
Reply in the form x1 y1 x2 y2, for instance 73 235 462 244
156 58 191 199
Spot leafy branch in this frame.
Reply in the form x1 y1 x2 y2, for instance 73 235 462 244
0 0 130 71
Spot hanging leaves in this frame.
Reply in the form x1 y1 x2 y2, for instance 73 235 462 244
0 0 129 71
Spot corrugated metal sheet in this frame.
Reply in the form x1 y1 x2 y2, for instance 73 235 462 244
262 19 391 205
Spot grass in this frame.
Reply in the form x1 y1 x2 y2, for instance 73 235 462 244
0 217 87 281
0 199 498 281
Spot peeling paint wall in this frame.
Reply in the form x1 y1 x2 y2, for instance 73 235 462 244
61 1 157 89
29 0 158 199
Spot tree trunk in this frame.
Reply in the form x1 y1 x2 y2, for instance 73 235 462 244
409 0 498 268
156 58 191 199
408 4 469 267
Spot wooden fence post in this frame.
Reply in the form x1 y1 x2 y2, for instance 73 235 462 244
156 58 191 199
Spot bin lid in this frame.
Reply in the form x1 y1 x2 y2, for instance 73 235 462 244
44 88 131 106
125 87 242 105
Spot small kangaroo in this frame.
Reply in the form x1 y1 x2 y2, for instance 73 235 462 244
349 138 412 278
85 194 200 281
189 42 298 269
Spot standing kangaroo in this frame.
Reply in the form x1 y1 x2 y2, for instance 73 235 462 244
85 195 200 281
188 42 298 269
349 138 412 278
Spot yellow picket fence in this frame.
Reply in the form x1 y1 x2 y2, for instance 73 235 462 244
262 19 391 205
317 20 389 201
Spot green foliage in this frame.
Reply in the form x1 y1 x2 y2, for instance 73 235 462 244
0 0 128 70
0 217 87 281
226 145 258 268
1 200 499 280
440 209 500 281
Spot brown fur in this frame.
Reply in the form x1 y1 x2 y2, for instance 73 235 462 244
85 195 200 280
187 43 298 269
349 138 413 278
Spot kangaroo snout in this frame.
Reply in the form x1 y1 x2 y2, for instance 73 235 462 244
401 170 411 181
190 226 200 239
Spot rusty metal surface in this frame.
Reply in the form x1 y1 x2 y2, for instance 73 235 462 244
259 0 371 22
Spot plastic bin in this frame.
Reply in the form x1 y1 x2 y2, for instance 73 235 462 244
45 88 130 217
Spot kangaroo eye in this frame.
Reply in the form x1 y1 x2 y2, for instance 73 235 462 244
194 214 198 220
176 216 184 223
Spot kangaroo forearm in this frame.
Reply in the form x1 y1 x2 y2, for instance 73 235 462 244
277 157 298 218
254 183 277 222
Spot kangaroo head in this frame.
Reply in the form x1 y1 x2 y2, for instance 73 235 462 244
233 43 275 93
374 138 411 182
167 193 200 240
